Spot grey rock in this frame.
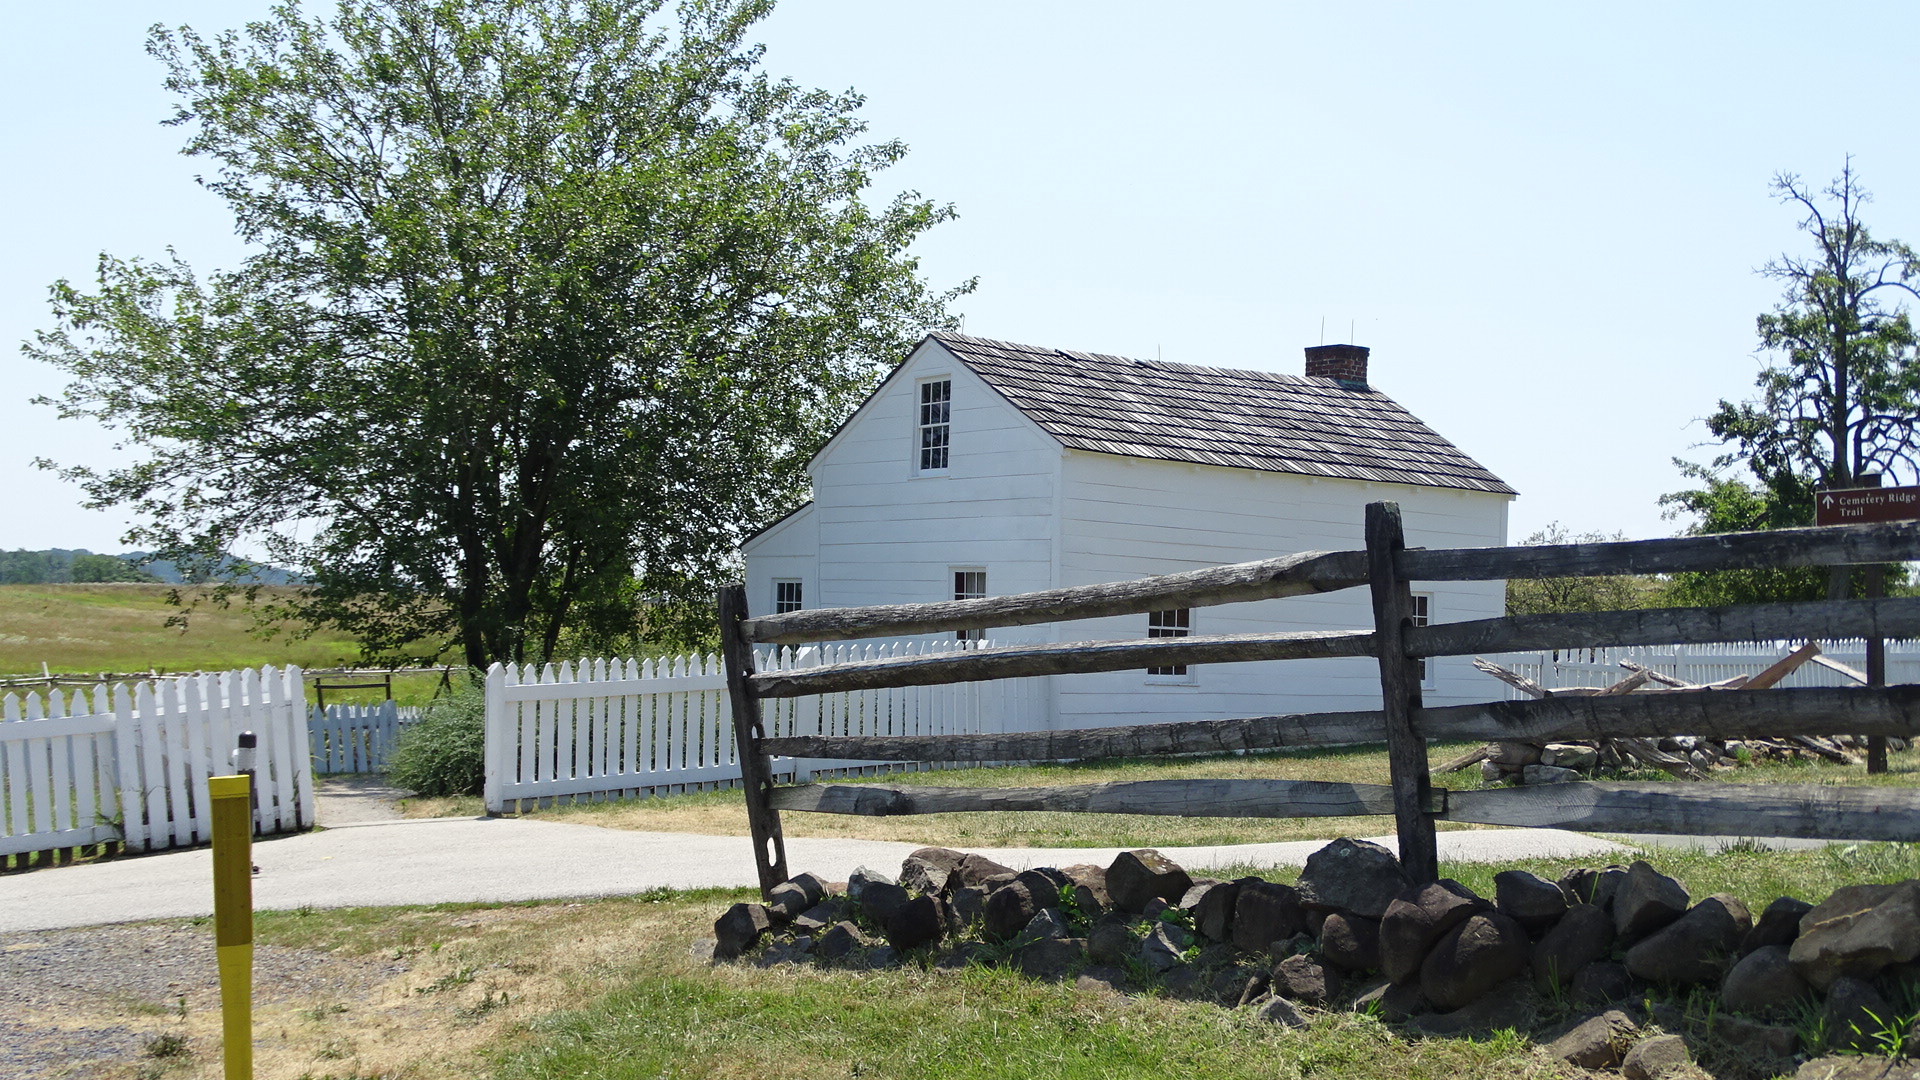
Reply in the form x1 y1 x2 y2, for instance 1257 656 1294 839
847 865 894 900
908 847 1014 890
1614 860 1692 942
1591 866 1629 915
1420 912 1530 1011
713 902 772 960
858 881 913 929
1789 880 1920 991
884 893 947 951
1741 896 1813 956
1559 867 1599 905
1721 945 1812 1016
792 900 839 934
1496 869 1569 934
1708 1014 1798 1060
1237 972 1271 1008
1823 975 1893 1054
1318 913 1380 973
1272 953 1330 1003
1480 759 1508 784
1408 978 1535 1036
1522 763 1582 785
1378 879 1489 984
1793 1057 1920 1080
948 886 987 929
1490 740 1543 766
1106 849 1193 913
898 855 951 897
1013 936 1085 980
1138 921 1193 973
766 881 812 923
1140 897 1171 921
689 938 717 963
1161 965 1202 997
1074 965 1128 995
862 945 899 969
1571 960 1634 1006
1232 879 1307 954
1547 1009 1638 1068
1183 880 1241 943
1533 902 1614 991
1016 907 1071 945
1087 920 1134 966
983 880 1044 942
1257 995 1311 1028
1059 863 1110 907
1621 1033 1693 1080
1295 838 1409 920
1545 743 1599 770
1350 976 1427 1021
1626 893 1750 986
755 941 807 967
816 921 866 961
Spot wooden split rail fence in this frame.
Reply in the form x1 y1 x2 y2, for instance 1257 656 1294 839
717 505 1920 896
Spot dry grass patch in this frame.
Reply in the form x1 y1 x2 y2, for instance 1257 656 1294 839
403 742 1497 847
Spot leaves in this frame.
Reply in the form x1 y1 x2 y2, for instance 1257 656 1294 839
29 0 969 667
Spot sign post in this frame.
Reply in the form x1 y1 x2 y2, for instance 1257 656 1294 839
211 733 257 1080
1815 482 1919 774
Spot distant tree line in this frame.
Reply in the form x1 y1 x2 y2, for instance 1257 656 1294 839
0 549 301 586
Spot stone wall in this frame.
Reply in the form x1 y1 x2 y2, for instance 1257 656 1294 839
710 839 1920 1078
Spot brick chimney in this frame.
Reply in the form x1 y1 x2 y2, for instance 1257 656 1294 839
1304 344 1369 384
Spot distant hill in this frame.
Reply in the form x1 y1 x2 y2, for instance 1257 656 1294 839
0 548 302 586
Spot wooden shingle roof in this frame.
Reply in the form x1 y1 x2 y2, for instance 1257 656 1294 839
931 332 1515 496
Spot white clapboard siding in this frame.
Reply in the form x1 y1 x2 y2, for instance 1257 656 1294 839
1482 641 1920 697
308 701 415 774
2 666 314 858
483 642 1046 812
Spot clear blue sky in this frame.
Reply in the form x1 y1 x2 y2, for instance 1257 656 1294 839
6 1 1920 554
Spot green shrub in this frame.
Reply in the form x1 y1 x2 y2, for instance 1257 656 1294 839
387 682 487 796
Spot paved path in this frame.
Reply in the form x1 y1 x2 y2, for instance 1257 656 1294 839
2 813 1638 933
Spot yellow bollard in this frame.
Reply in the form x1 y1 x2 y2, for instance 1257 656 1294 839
209 773 254 1080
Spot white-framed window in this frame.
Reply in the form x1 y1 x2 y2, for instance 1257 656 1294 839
917 378 951 472
1411 593 1434 688
1147 608 1192 680
774 579 803 615
953 568 985 641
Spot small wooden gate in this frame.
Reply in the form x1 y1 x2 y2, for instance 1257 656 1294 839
717 505 1920 897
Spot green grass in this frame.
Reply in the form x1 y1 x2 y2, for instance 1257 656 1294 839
234 842 1920 1080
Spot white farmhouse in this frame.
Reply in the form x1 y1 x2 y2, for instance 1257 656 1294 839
743 332 1514 728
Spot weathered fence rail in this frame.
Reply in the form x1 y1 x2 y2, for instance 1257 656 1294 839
1 666 313 858
718 509 1920 897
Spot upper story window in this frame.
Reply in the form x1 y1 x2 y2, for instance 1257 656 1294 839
774 580 803 615
1411 593 1433 688
1147 608 1191 678
918 378 951 471
953 569 985 641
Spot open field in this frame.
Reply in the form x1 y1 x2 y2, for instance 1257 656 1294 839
15 842 1920 1080
0 584 459 705
404 739 1920 849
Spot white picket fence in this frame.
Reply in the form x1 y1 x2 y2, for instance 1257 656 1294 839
1480 640 1920 696
0 666 314 857
483 642 1044 812
309 701 419 774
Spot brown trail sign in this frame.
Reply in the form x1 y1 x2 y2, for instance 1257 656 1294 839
1815 484 1920 526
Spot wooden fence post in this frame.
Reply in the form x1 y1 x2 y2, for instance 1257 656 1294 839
1366 501 1439 883
718 584 789 898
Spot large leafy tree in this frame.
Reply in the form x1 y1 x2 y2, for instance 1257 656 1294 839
29 0 967 668
1663 163 1919 603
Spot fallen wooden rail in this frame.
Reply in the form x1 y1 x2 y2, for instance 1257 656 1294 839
749 629 1375 698
1444 781 1920 842
768 778 1422 818
771 776 1920 843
